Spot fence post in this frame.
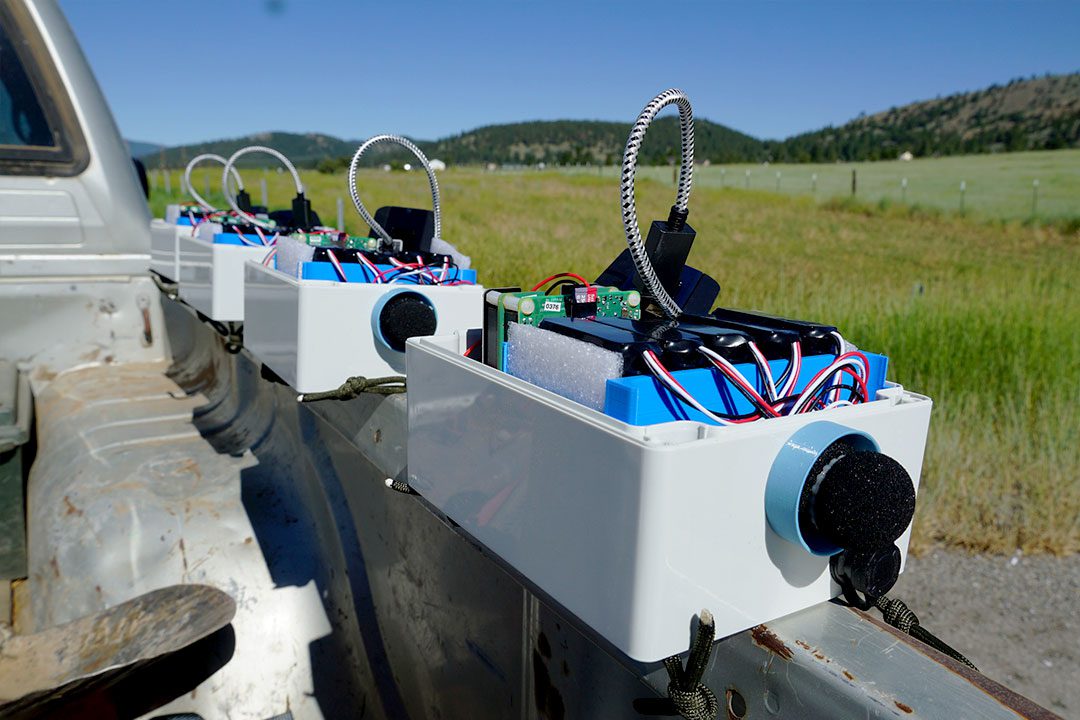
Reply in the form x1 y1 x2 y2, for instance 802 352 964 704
744 170 750 189
959 180 966 213
775 171 782 192
720 168 725 187
204 170 210 199
336 197 345 232
901 177 907 203
811 173 817 194
261 177 269 209
1032 179 1039 218
851 169 857 197
164 171 171 194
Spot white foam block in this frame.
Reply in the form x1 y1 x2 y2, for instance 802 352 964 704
275 235 315 278
506 322 623 411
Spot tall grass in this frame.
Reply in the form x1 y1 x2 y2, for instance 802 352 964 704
152 168 1080 554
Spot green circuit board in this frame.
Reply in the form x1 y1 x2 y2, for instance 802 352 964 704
490 286 642 370
290 232 381 251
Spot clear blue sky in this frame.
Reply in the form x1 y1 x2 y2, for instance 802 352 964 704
59 0 1080 146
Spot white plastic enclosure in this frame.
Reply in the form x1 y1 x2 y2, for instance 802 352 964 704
177 232 270 322
244 262 485 393
149 218 192 282
406 335 933 662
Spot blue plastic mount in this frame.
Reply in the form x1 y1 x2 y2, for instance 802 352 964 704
764 421 879 556
604 352 888 426
212 233 268 247
301 261 477 285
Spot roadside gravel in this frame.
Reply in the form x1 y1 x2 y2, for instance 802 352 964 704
892 550 1080 717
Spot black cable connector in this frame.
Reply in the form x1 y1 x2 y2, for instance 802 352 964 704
637 214 696 305
667 204 689 232
236 189 253 213
292 192 314 231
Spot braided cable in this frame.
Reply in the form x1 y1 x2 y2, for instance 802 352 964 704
621 88 695 318
875 595 977 669
221 145 305 229
183 153 245 212
348 134 441 244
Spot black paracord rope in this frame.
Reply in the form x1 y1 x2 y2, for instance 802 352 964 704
663 609 719 720
875 595 977 669
297 375 406 402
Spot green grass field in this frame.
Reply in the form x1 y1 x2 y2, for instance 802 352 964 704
561 149 1080 224
150 163 1080 555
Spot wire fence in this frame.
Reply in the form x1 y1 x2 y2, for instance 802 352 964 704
147 149 1080 224
559 149 1080 223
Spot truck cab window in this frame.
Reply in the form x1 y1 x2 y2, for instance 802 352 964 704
0 19 55 148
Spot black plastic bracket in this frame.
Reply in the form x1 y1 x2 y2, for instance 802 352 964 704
236 189 253 213
292 192 313 231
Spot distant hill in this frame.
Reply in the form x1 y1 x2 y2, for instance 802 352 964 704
768 73 1080 162
141 119 765 170
408 118 765 166
126 139 163 158
141 73 1080 168
142 131 359 168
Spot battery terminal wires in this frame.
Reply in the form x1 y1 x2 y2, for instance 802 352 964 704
642 343 872 426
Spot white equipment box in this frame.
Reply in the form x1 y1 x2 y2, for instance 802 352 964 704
244 262 485 393
150 211 200 283
177 227 270 322
406 334 932 661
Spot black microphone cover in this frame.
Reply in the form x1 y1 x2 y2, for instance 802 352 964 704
379 294 437 352
801 444 916 551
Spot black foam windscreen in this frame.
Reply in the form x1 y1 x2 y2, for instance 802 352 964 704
815 450 916 550
379 294 437 352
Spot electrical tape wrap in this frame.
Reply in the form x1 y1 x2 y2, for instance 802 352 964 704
348 134 441 245
620 88 695 318
184 153 244 213
221 145 305 229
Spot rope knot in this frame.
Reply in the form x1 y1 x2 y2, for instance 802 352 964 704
663 609 719 720
876 596 918 633
666 683 718 720
297 375 406 402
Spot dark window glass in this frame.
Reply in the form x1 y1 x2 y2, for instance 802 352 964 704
0 19 55 148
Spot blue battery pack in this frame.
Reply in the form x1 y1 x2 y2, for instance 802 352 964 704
604 352 889 425
300 261 477 285
212 233 268 247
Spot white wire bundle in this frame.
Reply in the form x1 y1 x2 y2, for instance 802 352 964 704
347 134 442 245
788 353 869 415
641 350 732 425
221 145 304 229
183 153 244 212
641 343 870 426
